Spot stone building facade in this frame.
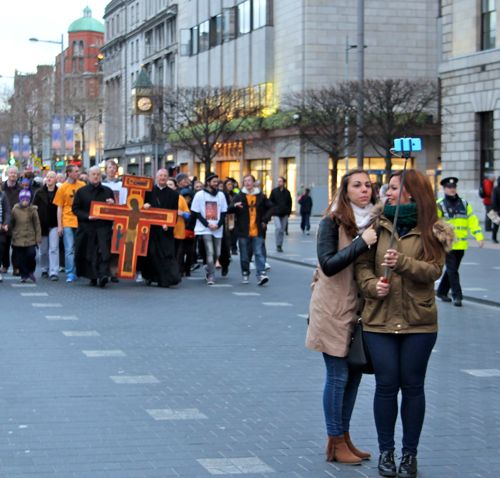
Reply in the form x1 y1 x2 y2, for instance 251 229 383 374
439 0 499 212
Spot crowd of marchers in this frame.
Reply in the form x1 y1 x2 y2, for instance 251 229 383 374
0 161 306 288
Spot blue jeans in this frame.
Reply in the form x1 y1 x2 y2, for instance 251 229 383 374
238 236 265 277
63 227 77 276
322 353 362 437
202 234 222 277
363 332 437 455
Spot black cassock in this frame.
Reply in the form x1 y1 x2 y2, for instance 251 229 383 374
139 185 181 287
72 183 114 280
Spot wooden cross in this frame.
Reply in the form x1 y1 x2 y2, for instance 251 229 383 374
90 175 177 280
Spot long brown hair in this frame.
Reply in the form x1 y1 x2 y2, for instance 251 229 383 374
327 169 375 238
390 169 442 261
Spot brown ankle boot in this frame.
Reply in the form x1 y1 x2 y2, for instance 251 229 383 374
325 436 335 461
344 432 371 460
329 435 362 464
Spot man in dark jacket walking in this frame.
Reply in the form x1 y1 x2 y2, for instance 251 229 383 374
33 171 59 280
1 166 21 274
72 166 115 287
231 174 274 285
269 176 292 252
298 188 313 235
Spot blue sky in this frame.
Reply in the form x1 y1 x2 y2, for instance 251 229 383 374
0 2 107 92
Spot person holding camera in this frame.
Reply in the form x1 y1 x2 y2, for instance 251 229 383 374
306 169 377 465
355 170 453 478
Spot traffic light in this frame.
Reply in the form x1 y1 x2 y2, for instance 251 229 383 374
8 154 16 166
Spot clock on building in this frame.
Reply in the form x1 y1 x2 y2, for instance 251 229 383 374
136 96 153 113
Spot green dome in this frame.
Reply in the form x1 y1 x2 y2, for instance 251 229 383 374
68 7 104 33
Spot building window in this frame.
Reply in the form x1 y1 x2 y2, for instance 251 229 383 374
479 111 494 178
223 7 237 42
253 0 271 29
481 0 496 50
210 14 223 47
167 18 176 45
191 25 199 55
199 20 210 52
237 0 251 35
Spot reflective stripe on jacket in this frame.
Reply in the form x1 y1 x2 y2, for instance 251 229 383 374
437 197 484 250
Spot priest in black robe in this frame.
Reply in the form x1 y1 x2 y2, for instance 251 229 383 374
140 169 181 287
72 166 114 287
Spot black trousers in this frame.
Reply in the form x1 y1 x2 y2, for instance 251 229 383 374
1 234 17 270
12 245 37 279
437 250 465 300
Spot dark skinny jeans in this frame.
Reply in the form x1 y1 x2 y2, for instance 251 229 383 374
322 353 362 437
363 331 437 456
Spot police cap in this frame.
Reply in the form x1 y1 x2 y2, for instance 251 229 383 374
440 176 459 187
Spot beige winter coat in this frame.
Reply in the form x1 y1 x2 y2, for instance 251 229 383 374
306 224 361 357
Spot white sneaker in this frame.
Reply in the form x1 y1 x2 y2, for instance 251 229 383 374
257 275 269 286
249 261 256 270
264 262 271 271
0 273 3 282
241 275 250 284
135 272 144 283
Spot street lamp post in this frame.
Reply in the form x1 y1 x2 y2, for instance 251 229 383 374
356 0 365 169
344 36 357 169
29 34 65 163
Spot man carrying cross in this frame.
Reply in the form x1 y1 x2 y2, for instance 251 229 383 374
140 169 182 287
72 166 115 287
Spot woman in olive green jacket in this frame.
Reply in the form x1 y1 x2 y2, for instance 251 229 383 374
355 170 453 478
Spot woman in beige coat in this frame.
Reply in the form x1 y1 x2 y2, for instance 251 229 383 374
355 170 454 478
306 170 378 465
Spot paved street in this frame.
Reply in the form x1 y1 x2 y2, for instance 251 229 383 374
1 221 499 477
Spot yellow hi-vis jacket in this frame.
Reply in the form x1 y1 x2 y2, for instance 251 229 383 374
437 196 484 250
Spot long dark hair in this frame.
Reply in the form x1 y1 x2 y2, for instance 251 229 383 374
327 169 375 238
390 169 442 262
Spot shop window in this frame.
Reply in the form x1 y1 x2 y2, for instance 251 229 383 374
248 159 272 196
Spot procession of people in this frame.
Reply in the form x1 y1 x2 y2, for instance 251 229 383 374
0 163 289 289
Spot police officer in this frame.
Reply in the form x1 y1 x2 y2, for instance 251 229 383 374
436 177 484 306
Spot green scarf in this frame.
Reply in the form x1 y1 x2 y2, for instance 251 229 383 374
383 202 418 229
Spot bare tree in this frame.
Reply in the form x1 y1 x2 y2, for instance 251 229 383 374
285 84 356 193
360 79 439 180
161 87 261 174
68 99 102 157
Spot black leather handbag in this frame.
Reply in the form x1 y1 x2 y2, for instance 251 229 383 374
347 319 374 374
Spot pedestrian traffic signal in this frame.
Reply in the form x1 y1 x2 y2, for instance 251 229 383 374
8 154 16 166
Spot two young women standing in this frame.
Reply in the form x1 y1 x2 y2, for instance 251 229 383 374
306 169 453 478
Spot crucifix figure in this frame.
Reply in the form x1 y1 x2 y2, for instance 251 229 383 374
90 175 177 279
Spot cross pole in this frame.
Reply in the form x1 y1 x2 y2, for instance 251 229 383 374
90 175 177 279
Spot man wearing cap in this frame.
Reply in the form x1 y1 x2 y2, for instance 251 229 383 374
175 173 192 192
191 173 228 285
436 176 484 306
